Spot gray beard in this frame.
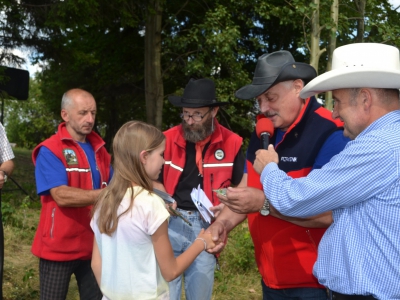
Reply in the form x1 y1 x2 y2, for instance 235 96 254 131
183 116 214 143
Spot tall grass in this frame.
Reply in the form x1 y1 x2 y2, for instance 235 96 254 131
2 148 262 299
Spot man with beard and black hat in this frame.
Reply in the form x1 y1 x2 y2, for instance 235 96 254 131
159 78 245 300
207 51 349 300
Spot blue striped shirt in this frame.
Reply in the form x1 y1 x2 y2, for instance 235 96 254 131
260 110 400 299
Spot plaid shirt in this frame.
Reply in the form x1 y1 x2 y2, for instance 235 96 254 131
0 123 14 163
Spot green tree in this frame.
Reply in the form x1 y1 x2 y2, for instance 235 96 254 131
4 0 400 147
0 0 27 67
5 77 58 149
18 0 145 146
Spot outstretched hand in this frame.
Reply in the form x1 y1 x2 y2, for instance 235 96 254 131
216 187 265 214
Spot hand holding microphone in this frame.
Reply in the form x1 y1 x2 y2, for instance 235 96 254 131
254 118 278 174
256 118 274 149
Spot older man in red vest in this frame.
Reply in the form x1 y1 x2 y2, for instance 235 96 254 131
208 51 349 300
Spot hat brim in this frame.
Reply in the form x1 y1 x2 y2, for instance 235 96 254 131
300 68 400 99
168 96 229 108
235 62 316 100
235 83 273 100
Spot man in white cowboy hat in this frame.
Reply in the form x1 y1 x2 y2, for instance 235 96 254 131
249 43 400 299
159 78 245 300
207 50 349 300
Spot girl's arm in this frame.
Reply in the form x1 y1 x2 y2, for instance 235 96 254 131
152 221 213 282
91 239 102 286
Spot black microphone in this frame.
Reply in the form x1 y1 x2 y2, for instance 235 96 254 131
256 118 274 149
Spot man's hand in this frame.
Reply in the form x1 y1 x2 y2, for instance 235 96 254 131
209 203 224 218
216 187 265 214
253 144 279 174
0 171 6 189
0 160 14 189
166 201 178 215
206 220 226 254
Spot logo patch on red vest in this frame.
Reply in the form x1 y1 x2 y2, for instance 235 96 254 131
63 149 78 165
214 149 225 160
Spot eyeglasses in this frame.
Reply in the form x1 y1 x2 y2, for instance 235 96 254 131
180 109 212 122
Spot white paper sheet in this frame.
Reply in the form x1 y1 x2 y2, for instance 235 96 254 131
190 184 215 223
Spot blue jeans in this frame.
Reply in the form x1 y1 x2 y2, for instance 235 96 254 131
262 279 328 300
168 209 216 300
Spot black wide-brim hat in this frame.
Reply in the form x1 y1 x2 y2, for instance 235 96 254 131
235 50 317 99
168 78 229 108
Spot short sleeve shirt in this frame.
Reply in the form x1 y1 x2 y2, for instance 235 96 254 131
0 123 14 163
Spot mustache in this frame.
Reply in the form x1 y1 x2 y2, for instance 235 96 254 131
182 116 213 143
264 112 277 118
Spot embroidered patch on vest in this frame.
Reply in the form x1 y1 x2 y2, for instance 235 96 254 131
63 149 78 165
214 149 225 160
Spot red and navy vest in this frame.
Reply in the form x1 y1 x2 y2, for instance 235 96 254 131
31 122 111 261
163 120 243 205
247 97 343 289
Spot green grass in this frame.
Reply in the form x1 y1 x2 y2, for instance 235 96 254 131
2 148 262 299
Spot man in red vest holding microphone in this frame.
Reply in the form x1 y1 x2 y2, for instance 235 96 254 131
208 51 349 300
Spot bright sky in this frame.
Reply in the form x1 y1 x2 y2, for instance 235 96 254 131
390 0 400 8
18 49 39 76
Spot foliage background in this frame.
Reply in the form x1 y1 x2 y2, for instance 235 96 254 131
1 0 399 150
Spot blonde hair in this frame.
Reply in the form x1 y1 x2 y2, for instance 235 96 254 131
92 121 165 235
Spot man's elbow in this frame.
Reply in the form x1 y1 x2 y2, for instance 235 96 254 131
53 197 69 207
50 186 69 207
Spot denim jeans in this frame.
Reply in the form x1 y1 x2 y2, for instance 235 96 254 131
168 208 216 300
262 279 328 300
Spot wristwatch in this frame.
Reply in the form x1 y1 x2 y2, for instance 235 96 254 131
1 170 7 183
260 198 270 216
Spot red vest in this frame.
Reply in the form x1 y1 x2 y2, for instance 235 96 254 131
31 123 111 261
248 97 344 289
163 120 242 204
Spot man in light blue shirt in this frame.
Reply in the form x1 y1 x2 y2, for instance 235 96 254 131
252 43 400 299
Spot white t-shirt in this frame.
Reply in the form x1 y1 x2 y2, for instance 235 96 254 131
91 186 170 300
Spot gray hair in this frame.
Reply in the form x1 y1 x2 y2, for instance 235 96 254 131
61 92 73 110
349 88 361 105
279 80 295 90
348 88 399 105
280 79 305 91
374 88 399 104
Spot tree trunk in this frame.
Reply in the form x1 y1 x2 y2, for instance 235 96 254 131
354 0 366 43
325 0 339 111
145 0 164 129
309 0 325 71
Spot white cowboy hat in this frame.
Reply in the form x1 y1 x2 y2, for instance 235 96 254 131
300 43 400 99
